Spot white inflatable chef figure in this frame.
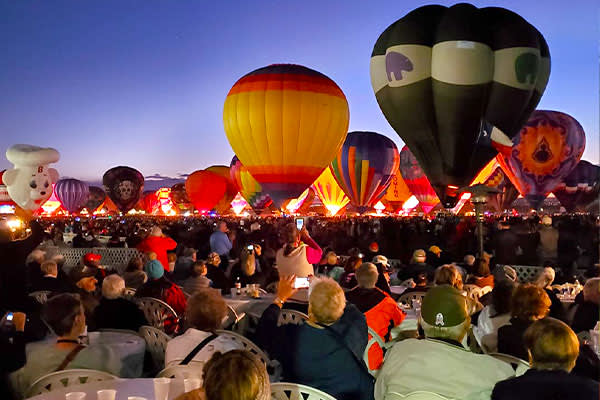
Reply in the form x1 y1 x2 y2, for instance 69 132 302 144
2 144 60 210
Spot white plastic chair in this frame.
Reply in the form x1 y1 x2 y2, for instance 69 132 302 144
123 287 136 299
385 391 454 400
157 363 205 380
139 325 171 372
26 369 118 397
397 291 427 308
463 284 488 301
488 352 530 373
28 290 52 304
364 326 387 377
271 382 337 400
221 304 246 332
134 297 179 331
265 281 278 293
277 309 309 326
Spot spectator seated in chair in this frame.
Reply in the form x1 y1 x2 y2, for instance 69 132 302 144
122 256 147 290
183 261 212 295
93 275 147 332
30 260 71 294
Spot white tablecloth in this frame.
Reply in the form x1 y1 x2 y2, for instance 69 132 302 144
27 378 186 400
87 331 146 378
390 285 407 295
225 294 277 319
390 309 418 339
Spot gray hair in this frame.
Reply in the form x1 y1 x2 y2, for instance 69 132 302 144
102 274 125 300
583 278 600 305
40 260 58 276
534 267 555 289
356 262 378 289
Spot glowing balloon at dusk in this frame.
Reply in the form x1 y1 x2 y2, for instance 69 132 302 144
311 167 349 216
230 156 272 210
185 170 227 213
54 179 89 213
103 166 144 213
399 146 439 214
206 165 237 214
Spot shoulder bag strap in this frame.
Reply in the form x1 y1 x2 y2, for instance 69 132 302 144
55 345 86 372
180 334 219 365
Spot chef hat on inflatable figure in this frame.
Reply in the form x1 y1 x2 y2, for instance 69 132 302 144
2 144 60 210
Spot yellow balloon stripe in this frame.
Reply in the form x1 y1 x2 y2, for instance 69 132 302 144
360 160 370 204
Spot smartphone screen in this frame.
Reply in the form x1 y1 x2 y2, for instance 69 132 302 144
247 245 254 251
293 277 310 289
295 218 304 230
6 313 13 321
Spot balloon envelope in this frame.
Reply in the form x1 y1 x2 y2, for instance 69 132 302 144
330 131 400 214
498 110 585 209
312 167 350 216
371 3 550 207
85 186 106 212
185 170 227 213
54 179 89 213
206 165 237 214
102 166 144 213
553 160 600 212
382 166 413 212
223 64 350 207
230 156 272 210
399 146 439 214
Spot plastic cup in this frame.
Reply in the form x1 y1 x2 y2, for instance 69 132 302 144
127 397 147 400
184 378 202 392
230 287 238 299
153 378 170 400
66 393 86 400
97 389 116 400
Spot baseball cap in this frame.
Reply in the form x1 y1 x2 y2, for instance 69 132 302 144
429 245 442 255
369 242 379 253
83 252 101 264
413 249 426 259
421 285 468 328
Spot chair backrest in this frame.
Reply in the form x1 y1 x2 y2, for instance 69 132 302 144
488 352 530 370
265 281 278 293
511 265 543 283
139 325 171 372
29 290 52 304
277 309 309 326
221 305 245 332
123 287 137 299
214 330 271 366
157 363 205 380
364 326 386 377
397 291 427 308
271 382 337 400
134 297 179 331
463 284 491 301
26 369 118 397
385 391 454 400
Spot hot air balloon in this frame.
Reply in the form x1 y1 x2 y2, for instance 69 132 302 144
206 165 237 214
371 4 550 207
142 191 160 214
497 110 585 209
230 156 272 210
399 146 439 214
282 187 315 214
103 166 144 213
85 186 106 212
312 167 350 216
382 167 413 212
330 132 400 214
223 64 350 207
54 179 89 213
185 170 227 213
553 160 600 212
481 162 520 213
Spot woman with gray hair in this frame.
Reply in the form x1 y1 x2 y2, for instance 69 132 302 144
256 275 374 400
93 274 147 331
534 265 565 321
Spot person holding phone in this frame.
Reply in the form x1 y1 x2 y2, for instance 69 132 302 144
275 223 322 301
1 312 26 400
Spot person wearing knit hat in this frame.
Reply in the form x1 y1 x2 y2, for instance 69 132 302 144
136 259 187 334
375 285 514 400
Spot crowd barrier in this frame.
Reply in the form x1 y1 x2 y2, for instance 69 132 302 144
46 246 144 274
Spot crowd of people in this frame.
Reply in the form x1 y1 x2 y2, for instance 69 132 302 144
0 213 598 399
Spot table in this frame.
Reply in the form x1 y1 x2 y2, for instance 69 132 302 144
87 331 146 378
27 378 187 400
391 309 418 340
225 293 277 319
390 285 407 296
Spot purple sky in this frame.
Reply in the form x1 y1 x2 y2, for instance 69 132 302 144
1 0 598 182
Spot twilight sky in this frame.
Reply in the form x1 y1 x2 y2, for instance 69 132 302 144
0 0 598 181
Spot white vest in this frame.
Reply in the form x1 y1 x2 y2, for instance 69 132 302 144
275 244 315 278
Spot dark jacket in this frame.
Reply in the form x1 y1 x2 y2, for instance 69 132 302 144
545 289 566 322
492 229 519 265
492 369 598 400
136 277 186 334
30 276 72 294
0 331 26 400
572 301 599 333
93 297 148 332
205 264 230 294
256 303 374 400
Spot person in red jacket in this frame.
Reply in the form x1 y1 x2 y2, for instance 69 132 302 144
345 262 405 371
137 226 177 272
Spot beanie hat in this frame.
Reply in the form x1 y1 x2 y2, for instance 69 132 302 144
421 285 468 327
369 242 379 253
429 245 442 255
145 259 164 280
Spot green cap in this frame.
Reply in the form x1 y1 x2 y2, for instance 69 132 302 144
421 285 468 327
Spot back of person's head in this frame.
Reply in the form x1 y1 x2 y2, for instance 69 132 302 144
40 260 58 276
185 289 228 332
582 277 600 305
102 274 125 300
207 252 221 266
240 249 256 276
126 256 144 272
434 264 463 290
202 350 269 400
145 259 165 280
167 253 177 263
412 249 426 263
191 261 207 277
282 223 299 245
26 249 46 265
511 284 551 321
326 251 338 265
415 272 428 287
473 258 490 277
463 254 475 267
420 285 470 342
524 318 579 372
541 215 553 226
344 255 362 274
43 293 82 336
491 280 516 315
308 277 346 325
356 263 378 289
534 267 556 289
150 226 163 237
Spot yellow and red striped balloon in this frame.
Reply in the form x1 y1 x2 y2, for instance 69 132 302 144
312 167 349 216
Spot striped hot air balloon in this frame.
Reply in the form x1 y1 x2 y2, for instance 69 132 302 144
312 167 350 216
330 132 399 214
371 3 550 207
223 64 349 207
382 167 412 212
206 165 237 214
399 146 439 214
54 179 89 213
230 156 272 210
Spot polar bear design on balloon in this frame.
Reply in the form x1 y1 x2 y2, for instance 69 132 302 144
2 144 60 210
